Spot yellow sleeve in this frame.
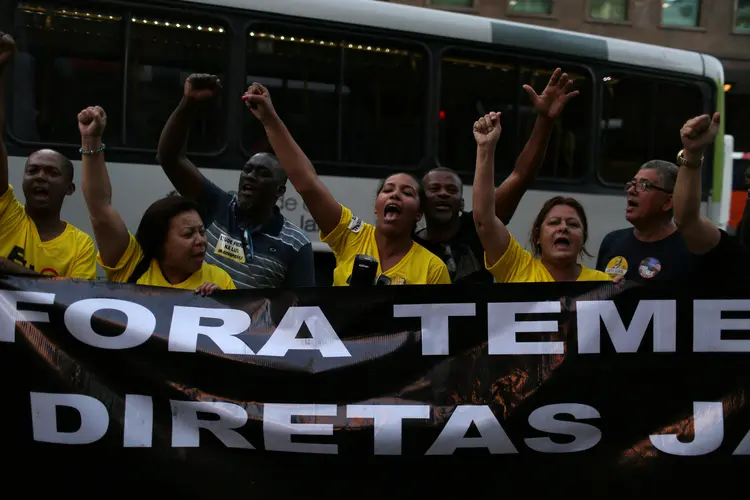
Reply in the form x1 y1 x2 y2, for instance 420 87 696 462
485 233 533 283
319 204 363 257
584 267 614 282
428 258 452 285
69 232 97 280
218 269 236 290
96 233 144 283
0 185 27 238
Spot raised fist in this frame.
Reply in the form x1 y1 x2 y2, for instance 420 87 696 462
242 82 277 123
78 106 107 137
0 32 17 72
680 112 720 155
473 112 502 147
184 73 222 101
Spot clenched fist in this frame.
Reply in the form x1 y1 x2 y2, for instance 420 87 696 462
680 112 720 155
184 73 222 101
0 32 16 72
78 106 107 138
242 82 277 123
473 112 502 148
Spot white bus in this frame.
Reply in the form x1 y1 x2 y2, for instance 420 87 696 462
2 0 727 284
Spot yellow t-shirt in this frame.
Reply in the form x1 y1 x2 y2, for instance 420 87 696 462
0 185 96 279
486 233 611 283
97 233 236 290
320 204 451 286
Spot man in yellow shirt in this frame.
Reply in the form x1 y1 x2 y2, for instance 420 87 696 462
0 33 95 279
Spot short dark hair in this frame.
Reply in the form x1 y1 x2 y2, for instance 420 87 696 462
375 172 428 212
246 152 287 185
530 196 592 259
424 166 463 190
134 195 202 263
27 149 74 181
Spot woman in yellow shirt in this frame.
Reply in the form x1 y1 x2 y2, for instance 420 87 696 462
77 106 235 294
472 111 610 283
242 83 450 286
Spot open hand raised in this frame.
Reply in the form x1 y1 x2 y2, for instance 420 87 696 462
523 68 579 120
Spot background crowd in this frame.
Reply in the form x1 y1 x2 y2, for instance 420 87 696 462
0 31 744 294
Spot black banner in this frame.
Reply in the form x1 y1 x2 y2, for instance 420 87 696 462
1 275 749 497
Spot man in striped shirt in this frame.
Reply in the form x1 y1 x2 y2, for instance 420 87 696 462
156 74 314 289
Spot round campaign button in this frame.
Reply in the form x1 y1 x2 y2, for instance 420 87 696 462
605 256 628 280
638 257 662 279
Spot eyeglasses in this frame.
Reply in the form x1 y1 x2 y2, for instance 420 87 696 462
624 180 673 194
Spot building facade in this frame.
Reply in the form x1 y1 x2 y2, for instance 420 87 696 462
393 0 750 151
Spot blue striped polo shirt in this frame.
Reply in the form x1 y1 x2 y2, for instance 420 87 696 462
199 179 315 289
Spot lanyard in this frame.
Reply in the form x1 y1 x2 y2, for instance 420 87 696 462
242 228 255 261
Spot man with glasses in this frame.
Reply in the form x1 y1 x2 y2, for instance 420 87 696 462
596 160 695 281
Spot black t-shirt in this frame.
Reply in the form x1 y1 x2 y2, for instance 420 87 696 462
596 227 696 282
414 211 494 285
694 229 750 282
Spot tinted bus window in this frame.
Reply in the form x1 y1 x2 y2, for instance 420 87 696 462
652 80 704 163
519 65 591 180
439 50 518 175
599 75 650 185
11 2 125 145
244 26 427 167
599 74 705 185
126 12 229 151
341 38 426 166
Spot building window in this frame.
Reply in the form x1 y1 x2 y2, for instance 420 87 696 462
737 0 750 32
589 0 628 22
430 0 474 7
661 0 701 27
508 0 553 15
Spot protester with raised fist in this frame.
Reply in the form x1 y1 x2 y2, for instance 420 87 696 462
472 111 609 283
79 106 234 294
672 112 750 279
415 68 579 285
242 82 450 286
157 74 314 290
0 32 96 279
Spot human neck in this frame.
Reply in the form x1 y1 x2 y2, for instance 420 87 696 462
540 256 582 282
632 218 676 242
423 216 461 243
375 230 413 260
238 204 274 228
26 206 66 241
159 260 192 285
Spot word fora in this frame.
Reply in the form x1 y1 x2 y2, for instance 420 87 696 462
29 394 750 456
2 291 750 355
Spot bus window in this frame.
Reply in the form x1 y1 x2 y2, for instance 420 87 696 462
652 80 703 164
599 75 650 185
439 50 517 175
244 26 426 167
520 65 591 180
10 2 125 146
245 26 341 162
340 38 427 166
126 11 228 151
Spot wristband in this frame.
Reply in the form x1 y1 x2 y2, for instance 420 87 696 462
80 143 106 155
